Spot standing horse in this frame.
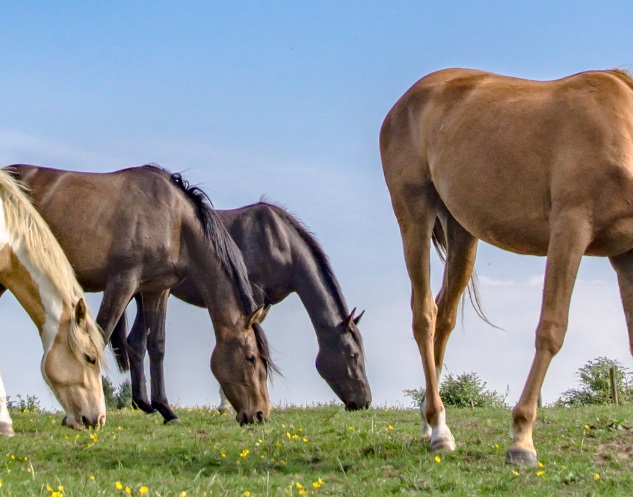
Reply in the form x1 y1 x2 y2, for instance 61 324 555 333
0 169 105 435
380 68 633 465
111 202 371 417
5 164 273 425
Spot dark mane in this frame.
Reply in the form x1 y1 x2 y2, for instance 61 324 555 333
170 172 257 316
259 201 350 321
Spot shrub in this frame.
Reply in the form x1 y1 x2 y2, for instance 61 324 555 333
7 394 41 412
555 357 633 407
405 371 508 409
102 376 134 410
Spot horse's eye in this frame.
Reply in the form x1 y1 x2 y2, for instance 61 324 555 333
246 354 256 365
84 354 97 366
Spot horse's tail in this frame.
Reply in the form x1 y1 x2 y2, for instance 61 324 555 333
432 218 497 328
109 314 131 373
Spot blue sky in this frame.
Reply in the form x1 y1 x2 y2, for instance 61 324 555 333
1 2 633 412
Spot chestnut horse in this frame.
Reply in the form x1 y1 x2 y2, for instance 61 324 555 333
111 202 371 419
381 68 633 465
5 164 273 425
0 169 105 435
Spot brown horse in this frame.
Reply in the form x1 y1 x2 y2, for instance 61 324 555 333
5 164 272 425
381 68 633 465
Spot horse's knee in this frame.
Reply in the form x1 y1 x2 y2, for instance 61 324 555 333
535 320 565 356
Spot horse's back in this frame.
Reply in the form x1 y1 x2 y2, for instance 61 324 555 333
381 68 633 256
5 164 191 290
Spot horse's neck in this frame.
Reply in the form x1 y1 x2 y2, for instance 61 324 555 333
221 206 348 335
0 243 64 349
182 230 250 338
293 253 347 333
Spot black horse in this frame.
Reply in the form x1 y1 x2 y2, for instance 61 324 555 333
111 201 371 420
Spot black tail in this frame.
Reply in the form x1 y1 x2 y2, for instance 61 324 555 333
431 219 498 328
109 313 131 372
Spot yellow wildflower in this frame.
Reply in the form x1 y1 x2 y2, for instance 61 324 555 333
243 492 251 497
538 461 544 468
90 475 95 481
299 490 307 496
140 485 149 494
240 449 250 458
512 470 520 477
292 434 299 440
594 473 600 481
584 424 590 430
536 471 544 477
179 492 187 497
47 485 53 491
126 487 132 495
116 481 123 490
303 437 309 443
296 482 303 489
434 455 441 463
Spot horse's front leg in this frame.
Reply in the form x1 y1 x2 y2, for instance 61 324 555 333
143 290 179 424
0 371 14 437
126 295 156 414
0 287 12 436
609 250 633 357
507 215 591 466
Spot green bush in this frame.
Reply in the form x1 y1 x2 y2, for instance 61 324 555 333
102 376 134 410
405 371 508 409
7 394 42 412
555 357 633 407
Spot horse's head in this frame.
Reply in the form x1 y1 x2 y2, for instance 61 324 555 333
211 305 274 425
43 298 106 429
315 308 371 410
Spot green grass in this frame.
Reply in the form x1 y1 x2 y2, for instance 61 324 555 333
1 403 632 496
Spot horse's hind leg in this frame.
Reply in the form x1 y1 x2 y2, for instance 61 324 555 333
507 215 592 466
608 250 633 356
0 370 14 436
420 215 478 440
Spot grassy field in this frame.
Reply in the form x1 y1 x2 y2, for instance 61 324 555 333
1 403 632 496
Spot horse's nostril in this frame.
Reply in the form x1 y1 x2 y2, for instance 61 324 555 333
346 401 358 411
98 414 106 427
255 411 264 423
61 416 69 427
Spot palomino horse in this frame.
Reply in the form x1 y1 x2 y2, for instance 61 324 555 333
5 164 273 425
110 202 371 418
381 68 633 466
0 169 105 435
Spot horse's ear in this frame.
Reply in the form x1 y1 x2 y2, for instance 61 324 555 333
75 298 87 327
344 307 357 329
246 305 267 329
353 309 365 326
261 304 272 323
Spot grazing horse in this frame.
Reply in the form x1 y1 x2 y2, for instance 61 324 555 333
110 202 371 417
5 164 273 425
380 68 633 466
0 169 105 435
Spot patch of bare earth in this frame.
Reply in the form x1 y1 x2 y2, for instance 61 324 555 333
595 429 633 466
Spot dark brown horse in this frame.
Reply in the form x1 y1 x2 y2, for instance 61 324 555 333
111 202 371 419
5 164 274 425
381 68 633 465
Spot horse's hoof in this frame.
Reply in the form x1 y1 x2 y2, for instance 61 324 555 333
430 437 457 452
0 422 15 437
505 449 538 466
164 417 181 426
